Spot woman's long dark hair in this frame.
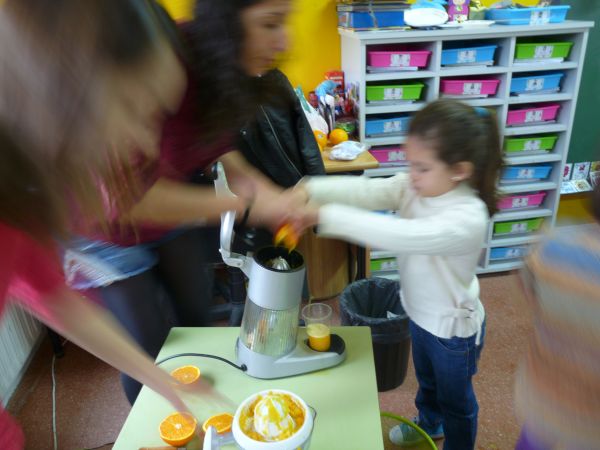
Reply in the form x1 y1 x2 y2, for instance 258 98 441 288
408 99 504 216
0 0 169 240
186 0 270 142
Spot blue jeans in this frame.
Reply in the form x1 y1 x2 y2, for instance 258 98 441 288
410 319 486 450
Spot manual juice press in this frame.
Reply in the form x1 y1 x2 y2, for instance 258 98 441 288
213 162 346 379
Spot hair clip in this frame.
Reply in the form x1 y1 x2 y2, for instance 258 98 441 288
474 107 490 117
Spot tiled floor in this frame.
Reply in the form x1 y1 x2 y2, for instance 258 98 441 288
8 272 529 450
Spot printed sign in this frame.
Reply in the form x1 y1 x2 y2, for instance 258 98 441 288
383 87 404 100
525 78 545 91
463 82 482 95
533 45 554 59
517 168 535 179
524 139 542 151
390 53 411 67
510 222 528 233
457 50 477 64
530 10 551 26
525 109 543 123
511 197 530 208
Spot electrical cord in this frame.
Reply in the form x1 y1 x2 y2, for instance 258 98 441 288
51 338 68 450
155 352 247 372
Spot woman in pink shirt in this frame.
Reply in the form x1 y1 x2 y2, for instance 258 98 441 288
0 1 211 447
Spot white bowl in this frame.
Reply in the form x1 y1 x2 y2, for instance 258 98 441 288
232 389 314 450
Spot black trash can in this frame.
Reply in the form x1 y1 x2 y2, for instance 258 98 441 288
339 278 411 392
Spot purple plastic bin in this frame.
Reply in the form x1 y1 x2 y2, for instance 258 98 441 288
506 104 560 126
367 49 431 68
440 79 500 96
497 191 547 210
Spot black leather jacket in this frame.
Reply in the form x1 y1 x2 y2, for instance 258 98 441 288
237 70 326 187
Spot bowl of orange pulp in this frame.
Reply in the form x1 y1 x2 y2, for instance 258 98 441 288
232 389 315 450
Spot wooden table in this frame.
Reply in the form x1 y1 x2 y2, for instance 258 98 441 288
113 326 384 450
321 148 379 174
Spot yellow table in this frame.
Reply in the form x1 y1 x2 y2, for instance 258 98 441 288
321 148 379 174
114 326 384 450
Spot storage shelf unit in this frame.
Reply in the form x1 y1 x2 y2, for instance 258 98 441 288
340 21 593 275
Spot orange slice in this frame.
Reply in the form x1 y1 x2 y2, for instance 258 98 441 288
202 412 234 434
170 365 201 385
274 224 299 251
159 412 197 447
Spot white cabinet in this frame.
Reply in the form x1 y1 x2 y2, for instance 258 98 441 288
340 21 593 275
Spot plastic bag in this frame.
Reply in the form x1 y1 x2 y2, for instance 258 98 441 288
294 86 328 134
329 140 369 161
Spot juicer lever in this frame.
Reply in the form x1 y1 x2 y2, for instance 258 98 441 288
212 162 250 274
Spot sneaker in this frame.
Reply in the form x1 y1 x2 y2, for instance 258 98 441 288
389 417 444 447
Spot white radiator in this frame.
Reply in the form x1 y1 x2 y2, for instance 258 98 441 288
0 303 42 405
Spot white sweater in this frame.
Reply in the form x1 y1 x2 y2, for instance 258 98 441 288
306 172 487 341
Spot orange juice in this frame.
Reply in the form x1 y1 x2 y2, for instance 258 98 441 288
307 323 331 352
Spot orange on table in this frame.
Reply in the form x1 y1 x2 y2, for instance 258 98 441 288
170 365 201 385
159 412 197 447
274 223 299 251
329 128 349 146
313 129 328 151
202 412 234 435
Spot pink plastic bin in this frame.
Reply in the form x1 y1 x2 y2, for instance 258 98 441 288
497 191 547 210
367 49 431 68
506 104 560 126
440 79 500 96
369 146 407 165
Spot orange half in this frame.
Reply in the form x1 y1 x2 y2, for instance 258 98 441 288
274 224 299 251
159 412 197 447
170 365 201 385
202 412 234 434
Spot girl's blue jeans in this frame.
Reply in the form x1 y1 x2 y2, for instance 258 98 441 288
410 319 486 450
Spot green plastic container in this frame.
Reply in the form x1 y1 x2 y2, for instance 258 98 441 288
504 135 558 153
514 42 573 60
370 257 397 272
366 82 425 102
494 217 544 235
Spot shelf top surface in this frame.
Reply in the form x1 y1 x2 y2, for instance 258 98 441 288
339 20 594 42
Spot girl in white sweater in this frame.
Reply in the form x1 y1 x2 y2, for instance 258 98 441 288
295 99 503 449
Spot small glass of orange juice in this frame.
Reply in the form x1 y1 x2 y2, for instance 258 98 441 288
301 303 332 352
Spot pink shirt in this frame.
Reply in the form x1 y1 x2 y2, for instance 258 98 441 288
105 74 234 246
0 222 64 450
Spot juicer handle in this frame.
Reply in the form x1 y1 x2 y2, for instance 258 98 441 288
212 162 249 272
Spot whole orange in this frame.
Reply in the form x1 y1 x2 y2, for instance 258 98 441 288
313 130 327 151
329 128 349 146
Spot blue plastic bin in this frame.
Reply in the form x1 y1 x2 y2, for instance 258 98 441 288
490 246 529 261
485 6 570 26
338 10 405 29
366 115 411 137
501 165 552 182
510 73 564 94
441 45 498 66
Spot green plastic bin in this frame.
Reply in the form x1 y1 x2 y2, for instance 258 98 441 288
366 82 425 102
514 42 573 60
370 257 397 272
504 135 558 154
494 217 544 235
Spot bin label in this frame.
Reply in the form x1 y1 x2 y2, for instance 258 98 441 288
526 78 545 91
530 10 551 25
457 50 477 63
517 168 535 179
524 139 542 151
386 150 406 162
462 82 482 95
511 197 530 208
533 45 554 59
510 222 528 233
383 87 404 100
525 109 543 123
505 248 522 258
383 120 403 133
390 53 411 67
